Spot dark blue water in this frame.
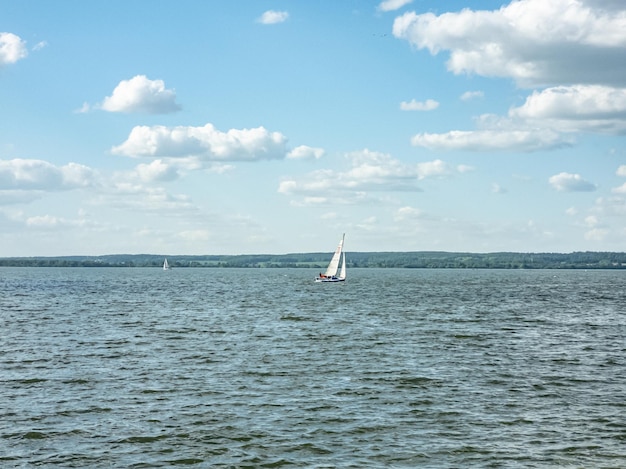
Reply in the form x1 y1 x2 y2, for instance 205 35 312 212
1 267 625 467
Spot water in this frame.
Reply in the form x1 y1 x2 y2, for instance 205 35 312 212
1 267 625 468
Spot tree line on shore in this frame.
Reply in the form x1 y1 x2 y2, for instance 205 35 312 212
1 251 625 269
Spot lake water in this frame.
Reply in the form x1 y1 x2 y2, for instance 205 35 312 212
1 267 625 468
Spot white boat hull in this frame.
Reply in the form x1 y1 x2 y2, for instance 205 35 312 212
315 276 345 283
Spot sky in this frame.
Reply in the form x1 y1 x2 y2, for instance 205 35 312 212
1 0 625 256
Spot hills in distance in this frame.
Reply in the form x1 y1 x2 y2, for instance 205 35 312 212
1 251 626 269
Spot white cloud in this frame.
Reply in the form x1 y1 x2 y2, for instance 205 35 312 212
287 145 325 160
61 162 98 188
100 75 181 114
612 183 626 194
378 0 413 13
509 85 626 134
0 159 96 191
400 98 439 111
549 172 597 192
0 32 28 65
26 215 86 229
460 91 484 101
394 206 424 221
415 159 450 179
592 196 626 217
457 164 475 173
279 149 459 198
112 123 288 162
0 158 192 217
99 183 196 213
134 160 180 183
392 0 626 87
411 129 571 152
257 10 289 25
412 83 626 152
618 165 626 176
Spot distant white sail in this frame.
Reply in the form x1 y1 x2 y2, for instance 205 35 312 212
163 258 170 270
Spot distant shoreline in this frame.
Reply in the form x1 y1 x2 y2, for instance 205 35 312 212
1 251 625 269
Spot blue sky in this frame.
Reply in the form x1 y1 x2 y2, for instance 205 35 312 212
1 0 625 256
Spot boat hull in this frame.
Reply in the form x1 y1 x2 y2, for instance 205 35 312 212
315 276 345 283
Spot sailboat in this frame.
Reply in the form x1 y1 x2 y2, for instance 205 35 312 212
163 258 170 270
315 234 346 283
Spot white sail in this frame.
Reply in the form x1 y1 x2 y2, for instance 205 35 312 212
324 233 344 277
163 258 170 270
338 251 346 280
315 233 347 282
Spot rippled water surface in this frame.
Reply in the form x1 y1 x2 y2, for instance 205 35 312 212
1 267 625 468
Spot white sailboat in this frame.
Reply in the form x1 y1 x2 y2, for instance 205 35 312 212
163 258 170 270
315 234 346 283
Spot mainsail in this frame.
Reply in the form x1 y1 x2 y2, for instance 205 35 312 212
324 233 345 277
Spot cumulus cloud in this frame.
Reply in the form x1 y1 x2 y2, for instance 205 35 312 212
112 123 288 162
509 85 626 134
257 10 289 24
392 0 626 87
378 0 413 12
100 75 181 114
134 160 180 183
0 159 204 239
414 159 451 179
411 83 626 151
549 172 597 192
411 129 572 152
394 2 626 152
287 145 325 160
617 165 626 177
400 99 439 111
0 32 28 66
0 159 96 191
279 149 459 199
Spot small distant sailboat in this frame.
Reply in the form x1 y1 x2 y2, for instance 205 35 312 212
315 234 346 283
163 258 170 271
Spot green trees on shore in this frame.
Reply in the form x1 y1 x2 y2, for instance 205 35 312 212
1 251 625 269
